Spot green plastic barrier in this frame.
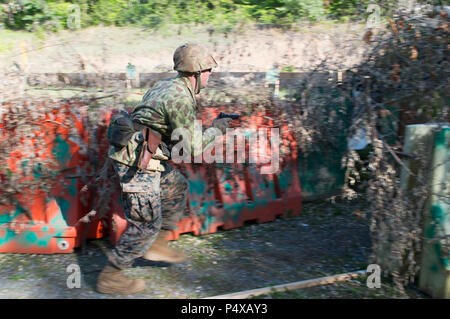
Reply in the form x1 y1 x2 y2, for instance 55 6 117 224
296 87 353 200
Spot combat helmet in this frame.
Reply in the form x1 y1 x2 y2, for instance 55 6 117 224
173 43 218 93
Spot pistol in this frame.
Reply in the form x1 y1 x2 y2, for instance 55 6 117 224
218 112 240 120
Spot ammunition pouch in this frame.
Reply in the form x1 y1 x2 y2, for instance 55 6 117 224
107 111 135 147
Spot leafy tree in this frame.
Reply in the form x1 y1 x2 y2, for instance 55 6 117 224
2 0 58 31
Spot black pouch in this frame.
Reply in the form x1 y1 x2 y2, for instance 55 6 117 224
107 111 136 147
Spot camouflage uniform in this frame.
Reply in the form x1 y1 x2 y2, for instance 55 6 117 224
108 161 188 269
108 75 216 270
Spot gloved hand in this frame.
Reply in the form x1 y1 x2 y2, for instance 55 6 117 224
212 117 232 134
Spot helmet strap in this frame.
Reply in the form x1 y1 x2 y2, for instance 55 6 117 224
194 71 201 94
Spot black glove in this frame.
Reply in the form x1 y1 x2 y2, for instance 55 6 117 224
212 117 232 134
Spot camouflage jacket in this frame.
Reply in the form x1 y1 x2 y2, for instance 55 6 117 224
108 75 217 169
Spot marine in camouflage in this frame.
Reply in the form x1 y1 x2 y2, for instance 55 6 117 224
105 43 219 272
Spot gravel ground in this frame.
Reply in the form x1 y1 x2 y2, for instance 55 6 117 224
0 199 429 299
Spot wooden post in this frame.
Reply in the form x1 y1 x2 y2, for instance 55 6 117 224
204 270 366 299
407 124 450 299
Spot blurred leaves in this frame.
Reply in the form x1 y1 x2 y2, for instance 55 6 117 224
0 0 377 31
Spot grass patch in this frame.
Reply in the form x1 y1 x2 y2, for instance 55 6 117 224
9 274 28 281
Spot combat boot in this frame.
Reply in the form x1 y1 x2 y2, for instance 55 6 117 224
96 264 146 295
143 230 188 263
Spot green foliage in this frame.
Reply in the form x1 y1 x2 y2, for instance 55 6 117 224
281 65 295 72
326 0 368 19
88 0 127 26
46 1 71 28
235 0 326 24
1 0 381 32
116 0 249 30
0 40 14 53
3 0 61 31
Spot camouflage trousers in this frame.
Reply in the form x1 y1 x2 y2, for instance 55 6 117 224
108 161 189 270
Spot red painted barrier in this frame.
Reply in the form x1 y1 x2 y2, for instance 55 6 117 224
1 103 302 253
0 102 100 253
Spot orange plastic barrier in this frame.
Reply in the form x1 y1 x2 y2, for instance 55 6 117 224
0 102 103 253
1 104 302 253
